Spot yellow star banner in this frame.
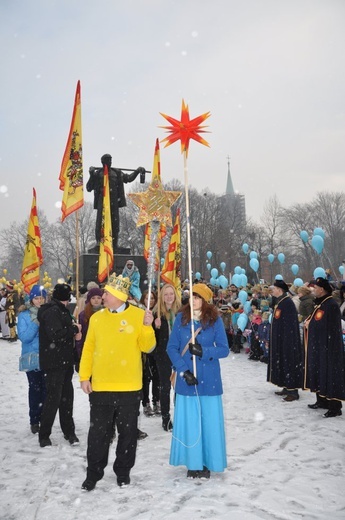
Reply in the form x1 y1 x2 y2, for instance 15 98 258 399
128 142 181 228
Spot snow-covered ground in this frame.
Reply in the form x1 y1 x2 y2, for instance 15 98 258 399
1 340 344 520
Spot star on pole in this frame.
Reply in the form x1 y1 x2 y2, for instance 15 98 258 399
159 99 211 157
128 177 181 228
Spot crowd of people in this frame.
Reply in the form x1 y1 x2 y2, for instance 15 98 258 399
1 261 345 491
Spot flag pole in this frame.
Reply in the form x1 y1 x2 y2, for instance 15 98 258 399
75 210 80 319
183 151 197 377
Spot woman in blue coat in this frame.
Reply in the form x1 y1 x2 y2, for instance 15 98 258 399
17 285 47 434
167 283 229 479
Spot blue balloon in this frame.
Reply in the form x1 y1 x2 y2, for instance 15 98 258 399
161 257 165 266
218 275 228 289
249 258 259 272
291 264 299 275
244 301 252 314
242 243 249 254
209 277 217 286
300 230 309 243
237 314 248 332
313 267 326 279
220 262 226 272
231 274 241 288
195 272 201 280
277 253 285 264
311 235 324 254
234 266 242 275
240 274 248 287
238 290 248 305
241 268 246 275
268 254 275 264
293 278 304 287
275 274 283 280
211 268 218 279
206 263 211 271
339 266 344 275
249 251 258 260
313 228 325 239
214 278 220 286
206 251 212 259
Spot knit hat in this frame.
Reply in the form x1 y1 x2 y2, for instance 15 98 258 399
53 283 72 302
86 287 104 303
273 280 289 293
314 277 333 294
29 285 47 300
105 274 131 302
192 283 213 303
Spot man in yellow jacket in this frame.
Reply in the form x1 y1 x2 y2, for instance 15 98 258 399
79 274 155 491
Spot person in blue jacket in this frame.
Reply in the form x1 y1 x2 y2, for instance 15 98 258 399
167 283 229 479
122 260 141 302
17 285 47 434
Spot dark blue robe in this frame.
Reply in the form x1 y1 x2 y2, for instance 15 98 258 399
267 295 303 389
304 295 345 401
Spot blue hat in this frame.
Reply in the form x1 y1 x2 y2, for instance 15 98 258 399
29 285 47 300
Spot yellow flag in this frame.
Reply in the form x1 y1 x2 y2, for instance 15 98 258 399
161 208 181 292
143 139 167 267
21 188 43 294
98 165 114 282
59 80 84 221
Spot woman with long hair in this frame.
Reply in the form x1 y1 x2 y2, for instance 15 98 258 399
153 283 181 431
167 283 229 479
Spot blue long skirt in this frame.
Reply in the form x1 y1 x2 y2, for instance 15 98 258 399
169 394 227 472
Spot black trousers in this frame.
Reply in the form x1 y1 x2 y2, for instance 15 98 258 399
154 355 172 419
142 354 160 406
86 391 141 483
39 366 75 440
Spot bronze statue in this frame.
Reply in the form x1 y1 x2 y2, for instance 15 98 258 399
87 154 146 251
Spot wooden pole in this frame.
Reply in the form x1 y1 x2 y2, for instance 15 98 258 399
183 152 197 377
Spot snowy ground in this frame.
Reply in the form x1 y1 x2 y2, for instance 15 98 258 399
1 340 344 520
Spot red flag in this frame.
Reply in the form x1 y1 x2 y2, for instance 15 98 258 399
161 208 181 291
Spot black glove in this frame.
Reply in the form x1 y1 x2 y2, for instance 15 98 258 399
183 370 198 386
189 340 203 358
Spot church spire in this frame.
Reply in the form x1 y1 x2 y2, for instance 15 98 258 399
225 155 235 196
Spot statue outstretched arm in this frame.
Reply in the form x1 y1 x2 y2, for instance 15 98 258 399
123 167 146 184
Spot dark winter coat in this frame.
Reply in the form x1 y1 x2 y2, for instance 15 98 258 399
152 315 171 368
38 299 79 371
298 294 315 321
268 295 303 389
304 295 345 401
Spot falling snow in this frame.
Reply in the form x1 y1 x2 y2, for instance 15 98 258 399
0 340 344 520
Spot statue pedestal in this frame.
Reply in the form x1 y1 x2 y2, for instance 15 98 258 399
75 253 147 293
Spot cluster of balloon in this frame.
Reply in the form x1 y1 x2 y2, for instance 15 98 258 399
300 228 325 255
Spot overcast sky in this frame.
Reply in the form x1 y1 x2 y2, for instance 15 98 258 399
1 0 345 230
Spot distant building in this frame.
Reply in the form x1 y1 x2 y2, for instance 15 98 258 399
221 156 246 224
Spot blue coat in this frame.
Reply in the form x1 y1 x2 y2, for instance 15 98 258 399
167 314 229 396
17 309 39 356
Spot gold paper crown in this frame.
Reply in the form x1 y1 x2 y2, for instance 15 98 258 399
105 274 132 302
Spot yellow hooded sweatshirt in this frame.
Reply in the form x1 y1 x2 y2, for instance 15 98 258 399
79 306 155 392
